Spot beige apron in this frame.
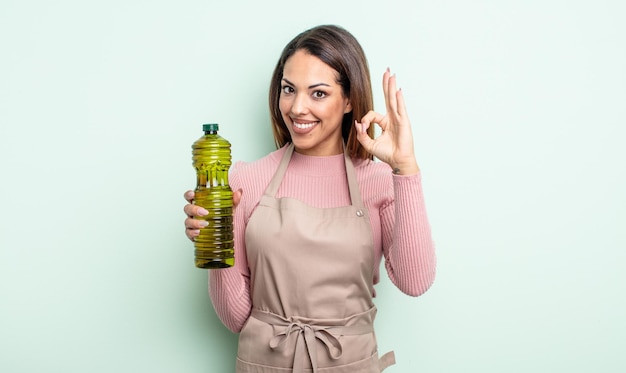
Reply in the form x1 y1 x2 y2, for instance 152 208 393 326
236 144 395 373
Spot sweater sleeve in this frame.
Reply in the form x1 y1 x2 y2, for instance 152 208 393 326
381 172 436 296
208 163 252 333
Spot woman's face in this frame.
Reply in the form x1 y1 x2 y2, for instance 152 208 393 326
279 49 352 156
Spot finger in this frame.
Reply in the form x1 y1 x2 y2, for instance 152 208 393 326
355 120 376 151
396 88 408 119
184 203 208 218
359 110 387 130
186 227 200 241
185 216 208 230
382 68 391 114
184 190 195 203
386 72 399 116
185 216 205 241
383 69 398 117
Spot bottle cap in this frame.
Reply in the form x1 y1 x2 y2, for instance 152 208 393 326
202 123 219 132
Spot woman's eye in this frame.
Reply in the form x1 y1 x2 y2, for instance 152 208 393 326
313 91 327 99
282 86 294 94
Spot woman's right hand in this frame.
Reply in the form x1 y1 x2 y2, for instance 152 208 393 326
183 189 242 241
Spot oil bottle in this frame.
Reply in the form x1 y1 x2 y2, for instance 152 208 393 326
191 123 234 268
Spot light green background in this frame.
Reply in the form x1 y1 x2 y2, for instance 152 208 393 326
1 1 624 372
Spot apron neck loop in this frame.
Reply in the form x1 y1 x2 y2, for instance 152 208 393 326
264 143 364 209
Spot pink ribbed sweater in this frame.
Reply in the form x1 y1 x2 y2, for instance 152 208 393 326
209 145 436 333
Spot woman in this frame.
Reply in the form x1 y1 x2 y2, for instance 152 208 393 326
184 25 436 372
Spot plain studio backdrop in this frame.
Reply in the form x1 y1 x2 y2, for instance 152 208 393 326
1 1 624 372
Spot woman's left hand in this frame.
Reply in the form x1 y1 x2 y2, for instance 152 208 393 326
355 68 420 175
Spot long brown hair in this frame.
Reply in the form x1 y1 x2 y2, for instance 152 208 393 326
269 25 374 160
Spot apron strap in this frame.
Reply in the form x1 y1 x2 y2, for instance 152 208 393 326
264 143 294 197
343 143 365 209
378 351 396 371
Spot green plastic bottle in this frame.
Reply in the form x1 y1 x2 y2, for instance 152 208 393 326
191 123 234 269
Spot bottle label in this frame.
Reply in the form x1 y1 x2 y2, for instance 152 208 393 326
196 160 230 189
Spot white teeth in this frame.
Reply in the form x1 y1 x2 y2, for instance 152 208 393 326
293 121 318 129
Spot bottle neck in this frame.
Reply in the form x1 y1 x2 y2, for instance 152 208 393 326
204 131 217 135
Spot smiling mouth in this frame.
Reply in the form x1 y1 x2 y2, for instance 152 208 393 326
292 120 319 129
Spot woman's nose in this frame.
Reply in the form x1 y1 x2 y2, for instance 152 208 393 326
290 93 309 115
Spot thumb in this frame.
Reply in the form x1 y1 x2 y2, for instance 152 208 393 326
355 120 375 151
233 188 243 208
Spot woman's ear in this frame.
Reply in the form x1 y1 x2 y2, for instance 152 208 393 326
344 101 353 114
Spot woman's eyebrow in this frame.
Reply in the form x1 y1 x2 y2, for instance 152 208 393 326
282 78 331 89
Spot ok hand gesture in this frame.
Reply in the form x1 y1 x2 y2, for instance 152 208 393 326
355 68 420 175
